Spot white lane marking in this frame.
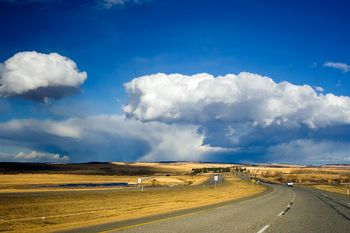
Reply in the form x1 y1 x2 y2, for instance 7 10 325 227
279 190 296 217
292 191 296 202
257 225 270 233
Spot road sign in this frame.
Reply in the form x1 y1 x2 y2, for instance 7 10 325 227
137 178 142 184
214 175 219 182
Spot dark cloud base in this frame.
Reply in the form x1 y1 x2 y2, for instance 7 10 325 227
16 86 82 102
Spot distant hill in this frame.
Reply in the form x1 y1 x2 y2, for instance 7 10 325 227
0 162 156 175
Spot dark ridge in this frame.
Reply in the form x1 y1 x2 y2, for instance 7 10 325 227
0 162 156 175
321 164 350 166
85 162 111 164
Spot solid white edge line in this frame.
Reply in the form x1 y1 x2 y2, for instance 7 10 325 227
257 224 270 233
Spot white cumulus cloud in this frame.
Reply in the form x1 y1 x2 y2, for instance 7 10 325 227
121 72 350 163
0 51 87 101
323 61 350 73
124 72 350 128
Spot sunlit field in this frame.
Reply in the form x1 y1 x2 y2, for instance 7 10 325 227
0 162 265 233
243 164 350 194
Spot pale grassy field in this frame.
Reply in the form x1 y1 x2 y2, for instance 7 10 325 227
0 173 265 233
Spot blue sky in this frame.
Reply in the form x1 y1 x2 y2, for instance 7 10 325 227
0 0 349 164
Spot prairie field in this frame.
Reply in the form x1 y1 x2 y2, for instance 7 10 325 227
0 174 208 192
112 162 235 173
0 162 265 233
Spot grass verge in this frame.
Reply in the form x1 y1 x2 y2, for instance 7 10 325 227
312 184 350 195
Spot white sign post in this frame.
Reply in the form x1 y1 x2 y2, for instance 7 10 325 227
137 178 142 190
214 175 219 188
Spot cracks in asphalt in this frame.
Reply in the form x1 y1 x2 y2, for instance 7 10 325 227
313 191 350 221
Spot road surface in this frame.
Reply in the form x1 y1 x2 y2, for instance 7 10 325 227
61 183 350 233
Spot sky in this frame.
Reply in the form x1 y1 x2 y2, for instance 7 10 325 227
0 0 349 164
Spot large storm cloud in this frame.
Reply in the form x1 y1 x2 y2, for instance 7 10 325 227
0 51 87 102
0 115 226 162
122 72 350 163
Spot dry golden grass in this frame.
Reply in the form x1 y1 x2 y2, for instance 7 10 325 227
0 173 265 233
244 166 300 174
0 174 135 187
0 174 209 193
140 175 208 186
245 165 350 195
246 166 350 175
112 162 235 173
313 184 350 195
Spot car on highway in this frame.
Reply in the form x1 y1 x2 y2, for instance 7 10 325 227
286 182 294 187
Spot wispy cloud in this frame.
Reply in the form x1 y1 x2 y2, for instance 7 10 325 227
323 61 350 73
102 0 149 8
0 150 69 162
15 151 70 161
314 86 324 92
309 62 318 68
0 0 59 4
0 115 224 162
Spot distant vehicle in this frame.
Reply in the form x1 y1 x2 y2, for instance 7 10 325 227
286 182 294 187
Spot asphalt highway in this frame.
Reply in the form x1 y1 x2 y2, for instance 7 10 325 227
61 182 350 233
